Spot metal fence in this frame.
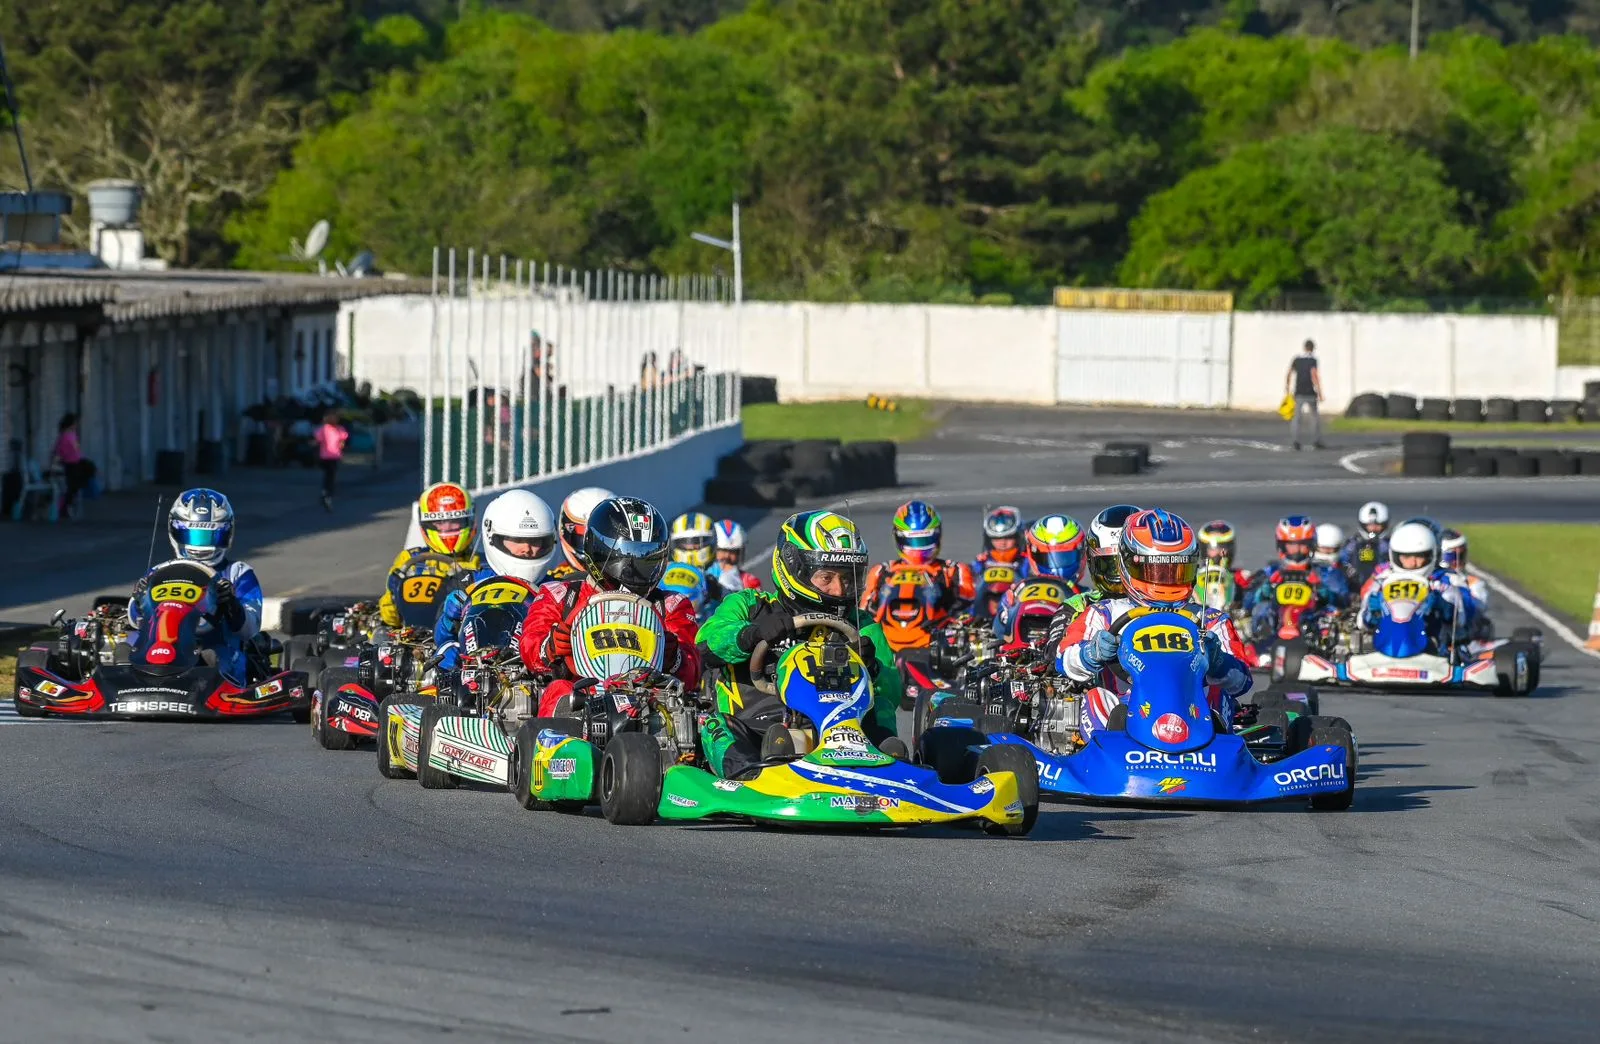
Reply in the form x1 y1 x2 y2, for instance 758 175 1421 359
423 249 741 494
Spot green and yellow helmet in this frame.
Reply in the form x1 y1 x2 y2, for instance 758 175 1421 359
772 510 869 613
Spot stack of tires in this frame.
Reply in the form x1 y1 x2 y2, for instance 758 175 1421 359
703 440 899 507
1447 445 1600 477
1401 432 1449 477
1346 391 1597 424
1091 440 1152 477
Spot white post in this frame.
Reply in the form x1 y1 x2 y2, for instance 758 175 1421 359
732 200 742 306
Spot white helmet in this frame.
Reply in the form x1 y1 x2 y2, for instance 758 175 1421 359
481 489 556 583
1387 521 1438 574
1357 501 1389 535
713 519 746 552
1314 523 1344 566
1440 528 1468 571
557 486 615 570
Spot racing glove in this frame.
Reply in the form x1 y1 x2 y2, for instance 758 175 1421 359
213 577 246 631
544 618 573 663
737 611 794 654
1201 631 1250 698
1079 629 1120 674
130 574 150 604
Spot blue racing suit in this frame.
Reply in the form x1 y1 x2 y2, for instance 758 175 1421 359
1242 562 1348 640
432 563 498 669
1361 568 1473 652
128 558 263 685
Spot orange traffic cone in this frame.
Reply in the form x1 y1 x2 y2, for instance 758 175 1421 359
1588 570 1600 651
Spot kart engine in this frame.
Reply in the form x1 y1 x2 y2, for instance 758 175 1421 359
962 655 1083 755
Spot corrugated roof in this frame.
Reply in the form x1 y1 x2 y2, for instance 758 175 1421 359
0 269 430 323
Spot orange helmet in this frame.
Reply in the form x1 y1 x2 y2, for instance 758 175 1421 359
1117 509 1199 607
418 482 476 557
1275 514 1316 568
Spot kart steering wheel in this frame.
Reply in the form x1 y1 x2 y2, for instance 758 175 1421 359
749 614 860 696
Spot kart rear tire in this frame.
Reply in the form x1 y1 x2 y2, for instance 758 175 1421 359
313 667 359 751
417 703 460 789
375 696 415 779
512 718 588 813
1494 641 1538 696
1252 708 1310 759
976 743 1039 837
1270 638 1308 684
12 647 50 717
911 689 937 751
1308 724 1357 812
599 731 661 825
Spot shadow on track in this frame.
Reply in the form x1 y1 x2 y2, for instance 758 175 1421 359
1353 783 1472 812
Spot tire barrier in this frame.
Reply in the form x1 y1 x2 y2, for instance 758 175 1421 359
739 375 779 406
703 439 898 507
1408 431 1600 478
1347 391 1600 425
1092 440 1152 477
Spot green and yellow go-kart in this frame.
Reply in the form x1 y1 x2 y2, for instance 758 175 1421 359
655 615 1038 834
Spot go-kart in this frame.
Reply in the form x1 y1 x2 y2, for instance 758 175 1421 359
12 561 309 721
918 609 1355 810
1283 572 1539 696
15 596 134 688
508 591 701 823
655 615 1036 833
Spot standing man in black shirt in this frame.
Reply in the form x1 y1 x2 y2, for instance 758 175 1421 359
1287 339 1325 451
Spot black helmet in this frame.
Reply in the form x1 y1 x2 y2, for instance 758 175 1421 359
581 497 670 595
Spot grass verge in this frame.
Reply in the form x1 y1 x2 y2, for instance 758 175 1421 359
0 628 49 694
1331 417 1600 435
741 399 937 443
1459 523 1600 628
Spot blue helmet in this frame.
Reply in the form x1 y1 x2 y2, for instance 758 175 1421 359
659 561 709 614
169 488 235 567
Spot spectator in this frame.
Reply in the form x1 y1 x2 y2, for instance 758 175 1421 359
51 413 97 519
1286 339 1325 451
640 351 660 391
314 410 348 512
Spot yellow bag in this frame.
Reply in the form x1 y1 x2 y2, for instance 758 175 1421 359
1278 394 1297 421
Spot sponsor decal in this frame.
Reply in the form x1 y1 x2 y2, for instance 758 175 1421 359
828 795 899 811
537 728 571 748
109 701 195 715
1371 666 1426 681
666 794 698 808
1274 762 1346 790
712 779 742 792
1156 777 1187 795
1188 703 1202 720
1123 651 1145 672
1003 801 1023 815
256 680 283 697
334 701 376 724
1152 713 1190 744
818 692 850 704
117 687 188 697
825 726 869 747
547 758 577 780
1037 760 1062 783
1125 750 1217 770
36 680 66 698
438 740 495 772
1138 701 1151 719
971 777 996 795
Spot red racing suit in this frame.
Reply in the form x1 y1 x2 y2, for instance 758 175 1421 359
1056 597 1253 740
517 578 702 717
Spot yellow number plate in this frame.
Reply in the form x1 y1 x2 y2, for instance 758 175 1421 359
889 570 928 587
1129 624 1195 654
1383 578 1427 602
1275 581 1314 607
150 581 203 605
401 576 443 603
983 566 1017 584
582 623 658 660
1017 582 1067 605
662 566 702 589
469 580 530 606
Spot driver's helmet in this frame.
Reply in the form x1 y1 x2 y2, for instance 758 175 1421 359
1388 522 1438 573
582 497 670 595
659 562 710 615
1314 523 1345 567
980 506 1023 563
417 482 476 558
1399 517 1445 543
1357 500 1390 537
892 500 942 565
772 510 869 615
1117 509 1200 608
557 486 615 571
480 489 556 583
669 511 715 569
1439 528 1468 572
1087 505 1139 596
713 519 746 558
169 488 235 567
1275 515 1316 569
1024 514 1085 582
1198 520 1237 570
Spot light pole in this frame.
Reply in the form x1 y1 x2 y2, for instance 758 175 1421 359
1410 0 1421 61
691 201 742 304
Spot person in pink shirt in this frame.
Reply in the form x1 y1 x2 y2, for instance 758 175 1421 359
313 411 348 512
52 413 96 519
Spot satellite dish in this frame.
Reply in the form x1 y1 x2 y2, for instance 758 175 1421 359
304 220 330 261
350 250 376 277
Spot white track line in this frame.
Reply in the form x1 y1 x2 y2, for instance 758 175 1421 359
1469 564 1600 661
1339 447 1391 475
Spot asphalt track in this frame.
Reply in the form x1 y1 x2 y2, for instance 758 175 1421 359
4 405 1599 1043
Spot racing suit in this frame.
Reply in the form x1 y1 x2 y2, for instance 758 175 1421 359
377 547 481 629
696 590 902 780
1339 533 1388 587
1241 563 1348 642
545 561 584 583
1360 568 1474 651
1057 598 1253 740
968 551 1022 620
1044 587 1110 651
709 562 763 597
431 564 499 669
517 578 702 717
128 557 263 685
860 557 976 652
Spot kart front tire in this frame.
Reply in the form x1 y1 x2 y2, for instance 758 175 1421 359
12 647 50 717
1494 642 1536 697
976 743 1039 837
375 696 414 780
1308 724 1357 812
313 668 359 751
599 731 661 825
512 718 587 813
417 703 460 789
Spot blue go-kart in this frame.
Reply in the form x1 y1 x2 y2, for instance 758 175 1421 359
917 609 1357 811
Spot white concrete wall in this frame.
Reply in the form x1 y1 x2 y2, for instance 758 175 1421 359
1230 312 1558 413
1554 366 1600 400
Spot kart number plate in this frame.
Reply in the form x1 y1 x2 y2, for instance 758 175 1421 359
470 580 529 606
1275 581 1314 607
662 566 702 590
889 569 929 587
150 581 204 605
1017 582 1068 605
983 566 1016 585
1383 578 1427 603
401 576 442 603
582 623 657 660
1129 624 1194 654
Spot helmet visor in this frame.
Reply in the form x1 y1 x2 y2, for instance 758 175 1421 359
1029 547 1083 580
897 531 939 552
672 535 712 553
490 532 555 561
1123 554 1198 602
1088 550 1124 592
595 540 670 592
